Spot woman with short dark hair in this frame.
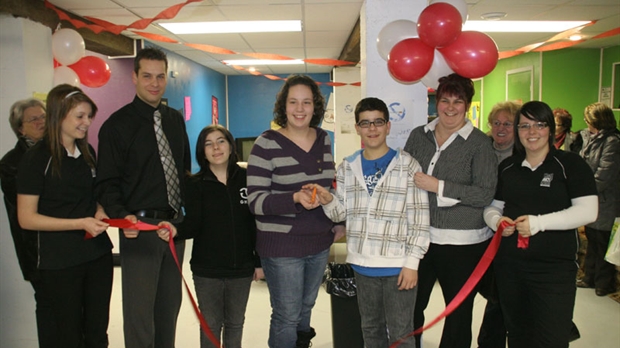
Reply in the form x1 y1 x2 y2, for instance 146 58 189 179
485 100 598 347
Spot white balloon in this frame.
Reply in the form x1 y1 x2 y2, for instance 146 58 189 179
52 28 86 66
376 20 418 61
420 50 454 90
429 0 469 24
53 66 80 87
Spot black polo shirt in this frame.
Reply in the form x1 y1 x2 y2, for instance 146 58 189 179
495 148 597 269
17 141 112 269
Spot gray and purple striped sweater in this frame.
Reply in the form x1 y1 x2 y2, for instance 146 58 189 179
247 128 336 258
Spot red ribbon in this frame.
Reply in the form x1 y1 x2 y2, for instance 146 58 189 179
517 234 529 249
102 218 222 347
389 221 511 348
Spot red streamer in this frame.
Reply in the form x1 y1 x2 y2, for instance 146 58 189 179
389 221 511 348
168 234 221 347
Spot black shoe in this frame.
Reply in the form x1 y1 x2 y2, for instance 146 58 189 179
296 327 316 348
576 279 593 288
568 322 580 342
595 288 615 296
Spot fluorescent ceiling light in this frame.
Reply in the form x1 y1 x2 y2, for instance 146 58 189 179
463 21 590 33
160 20 302 34
223 59 305 66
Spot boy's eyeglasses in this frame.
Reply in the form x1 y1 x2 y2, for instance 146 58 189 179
357 119 387 128
516 122 548 130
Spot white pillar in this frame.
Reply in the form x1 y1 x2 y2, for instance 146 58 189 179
332 66 362 165
0 14 53 348
361 0 429 149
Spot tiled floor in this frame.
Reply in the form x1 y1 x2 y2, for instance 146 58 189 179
105 241 620 348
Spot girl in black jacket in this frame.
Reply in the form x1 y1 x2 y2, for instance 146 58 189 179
176 124 261 348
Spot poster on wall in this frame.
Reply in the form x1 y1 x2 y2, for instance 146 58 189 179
212 96 219 124
385 99 415 149
468 101 480 129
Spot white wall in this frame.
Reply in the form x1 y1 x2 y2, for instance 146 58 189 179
0 14 53 348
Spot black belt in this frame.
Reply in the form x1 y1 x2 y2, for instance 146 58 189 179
133 209 176 220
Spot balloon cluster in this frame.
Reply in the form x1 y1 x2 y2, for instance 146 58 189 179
52 28 112 88
377 0 499 88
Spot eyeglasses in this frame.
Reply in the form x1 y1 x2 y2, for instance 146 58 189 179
516 122 548 131
357 119 387 128
492 121 513 128
23 115 46 123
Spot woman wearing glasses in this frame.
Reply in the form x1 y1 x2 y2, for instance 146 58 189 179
484 101 598 348
404 73 497 348
488 101 520 163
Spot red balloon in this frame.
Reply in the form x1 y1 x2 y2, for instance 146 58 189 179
53 59 62 68
438 31 499 79
69 56 111 88
417 3 462 48
387 38 434 83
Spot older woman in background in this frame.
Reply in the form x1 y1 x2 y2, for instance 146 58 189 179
488 101 520 163
576 102 620 296
404 73 497 348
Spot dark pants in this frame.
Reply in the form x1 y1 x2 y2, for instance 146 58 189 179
193 275 253 348
355 272 417 348
414 241 489 348
495 260 576 348
477 300 506 348
583 226 616 291
120 232 185 348
37 252 113 348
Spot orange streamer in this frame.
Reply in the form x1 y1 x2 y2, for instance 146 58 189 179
533 40 585 52
134 31 179 43
304 59 357 66
183 43 236 55
242 53 296 61
592 27 620 40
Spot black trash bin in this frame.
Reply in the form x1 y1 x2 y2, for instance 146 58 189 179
325 262 364 348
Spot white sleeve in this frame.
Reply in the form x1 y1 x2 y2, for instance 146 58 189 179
484 199 505 231
436 180 461 207
528 195 598 235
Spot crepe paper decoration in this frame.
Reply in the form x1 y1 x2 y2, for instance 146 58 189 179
389 220 511 347
183 43 236 55
593 27 620 40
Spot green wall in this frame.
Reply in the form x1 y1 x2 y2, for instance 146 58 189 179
480 52 541 133
478 46 620 133
541 49 600 132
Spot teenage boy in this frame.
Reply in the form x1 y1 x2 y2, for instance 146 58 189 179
304 97 430 348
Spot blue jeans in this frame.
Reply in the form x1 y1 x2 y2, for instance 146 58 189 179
193 275 253 348
261 248 330 348
355 271 417 348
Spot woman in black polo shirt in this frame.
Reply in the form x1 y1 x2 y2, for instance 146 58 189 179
484 101 598 348
17 84 113 348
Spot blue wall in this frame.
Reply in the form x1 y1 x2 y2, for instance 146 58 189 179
227 74 334 138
